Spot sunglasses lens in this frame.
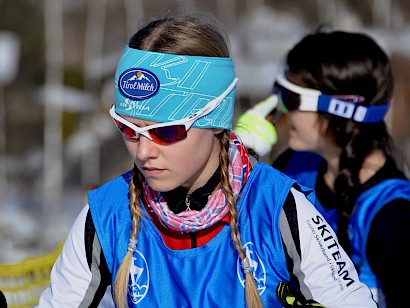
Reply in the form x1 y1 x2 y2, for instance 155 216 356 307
273 82 301 112
149 125 187 145
113 119 138 140
112 112 188 145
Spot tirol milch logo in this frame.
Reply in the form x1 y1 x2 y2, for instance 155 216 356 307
119 68 160 100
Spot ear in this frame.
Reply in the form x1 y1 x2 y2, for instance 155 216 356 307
212 128 224 135
318 117 329 135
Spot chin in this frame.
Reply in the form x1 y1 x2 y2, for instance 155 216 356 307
145 179 178 193
288 140 310 152
288 139 300 150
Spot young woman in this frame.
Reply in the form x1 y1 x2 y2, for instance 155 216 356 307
37 15 377 308
236 30 410 308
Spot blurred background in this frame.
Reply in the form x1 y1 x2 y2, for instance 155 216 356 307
1 0 410 263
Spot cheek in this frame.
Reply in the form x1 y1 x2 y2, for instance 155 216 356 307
163 129 219 190
180 129 216 160
291 112 319 132
123 138 138 158
173 129 218 172
288 112 323 147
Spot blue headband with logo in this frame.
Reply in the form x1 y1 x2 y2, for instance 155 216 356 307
114 46 237 129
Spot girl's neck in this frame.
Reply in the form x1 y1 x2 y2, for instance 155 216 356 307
321 146 341 190
323 150 386 190
359 150 386 183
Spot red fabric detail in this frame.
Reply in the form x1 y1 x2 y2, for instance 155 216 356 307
143 198 230 250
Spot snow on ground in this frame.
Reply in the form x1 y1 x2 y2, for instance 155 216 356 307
0 187 84 263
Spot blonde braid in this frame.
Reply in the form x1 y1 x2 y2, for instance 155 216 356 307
114 167 143 308
219 132 263 308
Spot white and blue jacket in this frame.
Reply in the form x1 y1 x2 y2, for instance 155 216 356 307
37 163 377 307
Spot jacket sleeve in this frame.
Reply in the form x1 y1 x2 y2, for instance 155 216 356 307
280 186 377 308
36 205 115 308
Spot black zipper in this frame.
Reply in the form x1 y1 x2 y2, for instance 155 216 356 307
190 232 197 248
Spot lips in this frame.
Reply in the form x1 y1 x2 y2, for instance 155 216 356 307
142 166 165 176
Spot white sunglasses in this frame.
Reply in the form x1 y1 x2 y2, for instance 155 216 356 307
109 78 238 145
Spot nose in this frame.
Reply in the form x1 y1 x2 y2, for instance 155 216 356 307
135 134 159 160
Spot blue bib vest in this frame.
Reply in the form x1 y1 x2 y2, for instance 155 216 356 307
280 151 410 305
88 163 308 307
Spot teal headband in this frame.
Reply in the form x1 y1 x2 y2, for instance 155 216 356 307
114 46 237 129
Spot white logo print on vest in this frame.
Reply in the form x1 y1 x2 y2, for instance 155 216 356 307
236 242 267 295
128 250 149 304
